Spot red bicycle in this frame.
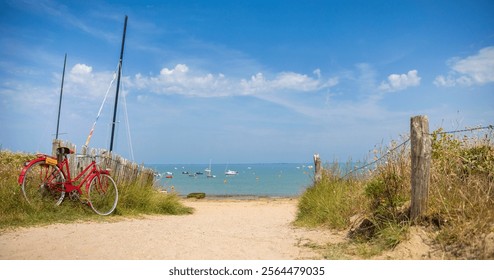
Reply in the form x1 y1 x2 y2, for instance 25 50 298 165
18 147 118 215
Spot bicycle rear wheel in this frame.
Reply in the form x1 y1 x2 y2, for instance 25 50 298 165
21 161 65 208
88 174 118 215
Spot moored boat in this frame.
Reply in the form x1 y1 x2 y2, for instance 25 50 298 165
225 169 238 176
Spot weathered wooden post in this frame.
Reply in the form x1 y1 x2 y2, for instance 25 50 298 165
52 139 62 157
313 153 322 183
410 115 432 221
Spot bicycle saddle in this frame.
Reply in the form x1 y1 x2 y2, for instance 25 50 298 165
56 147 73 155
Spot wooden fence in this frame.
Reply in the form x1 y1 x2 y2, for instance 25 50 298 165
313 115 432 221
52 139 155 188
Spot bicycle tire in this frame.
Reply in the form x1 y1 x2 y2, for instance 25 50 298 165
21 161 66 208
88 174 118 216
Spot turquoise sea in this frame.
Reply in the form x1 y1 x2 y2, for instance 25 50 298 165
146 163 315 197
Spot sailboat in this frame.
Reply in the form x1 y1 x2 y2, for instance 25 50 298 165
205 159 216 178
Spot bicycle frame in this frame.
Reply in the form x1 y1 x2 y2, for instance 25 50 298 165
60 157 99 195
18 153 111 195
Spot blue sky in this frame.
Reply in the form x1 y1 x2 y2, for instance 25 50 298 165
1 0 493 164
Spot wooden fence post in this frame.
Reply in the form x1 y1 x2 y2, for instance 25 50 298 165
313 153 322 183
52 139 62 156
410 115 432 221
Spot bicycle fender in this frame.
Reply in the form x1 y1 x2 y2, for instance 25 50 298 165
18 156 47 185
17 155 59 185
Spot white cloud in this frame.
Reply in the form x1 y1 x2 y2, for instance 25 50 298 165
68 63 93 83
313 68 321 79
159 63 189 77
240 72 327 94
434 46 494 87
65 64 117 99
71 63 92 74
274 72 315 90
379 70 421 92
133 64 230 97
433 75 455 87
53 63 337 104
47 63 341 122
133 64 336 97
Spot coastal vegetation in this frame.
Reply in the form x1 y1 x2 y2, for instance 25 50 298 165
1 126 492 260
295 128 494 259
0 150 192 230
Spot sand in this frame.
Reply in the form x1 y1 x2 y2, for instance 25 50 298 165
0 198 346 260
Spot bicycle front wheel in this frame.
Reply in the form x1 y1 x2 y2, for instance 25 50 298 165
21 161 65 208
88 174 118 216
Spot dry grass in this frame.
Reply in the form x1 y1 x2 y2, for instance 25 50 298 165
296 128 494 259
428 129 494 258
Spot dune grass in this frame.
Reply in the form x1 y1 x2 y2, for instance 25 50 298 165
296 128 494 259
0 150 193 230
295 166 367 230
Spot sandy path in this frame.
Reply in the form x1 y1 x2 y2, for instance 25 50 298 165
0 198 343 260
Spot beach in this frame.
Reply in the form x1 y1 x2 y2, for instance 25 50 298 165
0 198 343 260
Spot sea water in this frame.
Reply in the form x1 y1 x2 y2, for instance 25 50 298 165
146 163 315 197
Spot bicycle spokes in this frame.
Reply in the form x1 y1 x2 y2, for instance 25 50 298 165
21 161 66 208
88 174 118 216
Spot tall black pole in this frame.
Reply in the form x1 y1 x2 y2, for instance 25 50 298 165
56 53 67 139
110 15 128 152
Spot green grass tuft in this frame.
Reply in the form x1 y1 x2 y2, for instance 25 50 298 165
295 171 365 229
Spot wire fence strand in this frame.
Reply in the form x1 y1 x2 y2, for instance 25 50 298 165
339 124 493 179
341 138 410 179
430 125 494 135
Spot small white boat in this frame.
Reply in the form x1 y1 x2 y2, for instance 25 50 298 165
225 170 238 176
224 163 238 176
